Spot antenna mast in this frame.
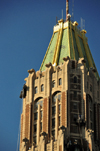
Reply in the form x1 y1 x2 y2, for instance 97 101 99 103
66 0 69 20
72 0 74 21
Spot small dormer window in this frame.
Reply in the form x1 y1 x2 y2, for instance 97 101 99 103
35 86 38 94
41 84 44 92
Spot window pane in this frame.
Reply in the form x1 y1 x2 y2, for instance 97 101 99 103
52 106 56 116
74 76 77 83
73 103 77 110
33 136 37 144
90 111 92 121
34 124 37 133
52 130 55 139
35 86 38 94
52 118 55 128
41 84 44 92
59 78 62 85
34 112 38 121
52 80 55 88
40 100 43 108
74 91 77 98
58 116 61 126
52 95 56 104
40 111 43 119
40 122 42 132
34 102 38 110
58 104 61 113
58 94 61 102
73 114 78 121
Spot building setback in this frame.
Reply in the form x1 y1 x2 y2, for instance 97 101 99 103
19 1 100 151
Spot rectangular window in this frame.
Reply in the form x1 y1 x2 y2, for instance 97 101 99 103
73 114 78 122
40 111 43 119
72 61 75 69
74 91 77 99
34 112 38 121
40 122 42 132
90 84 92 92
58 104 61 113
52 95 56 104
41 84 44 92
33 136 37 144
70 125 78 133
73 126 78 133
90 111 92 121
52 106 56 116
73 102 77 110
58 116 61 126
52 130 55 138
35 86 38 94
34 124 37 133
52 118 55 128
59 78 62 85
52 80 55 88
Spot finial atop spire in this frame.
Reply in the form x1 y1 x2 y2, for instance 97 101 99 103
66 0 69 21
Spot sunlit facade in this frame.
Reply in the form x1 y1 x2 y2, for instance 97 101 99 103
19 2 100 151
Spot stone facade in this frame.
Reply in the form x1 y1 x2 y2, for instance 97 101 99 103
20 57 100 151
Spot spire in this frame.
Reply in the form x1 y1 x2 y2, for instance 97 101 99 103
66 0 69 20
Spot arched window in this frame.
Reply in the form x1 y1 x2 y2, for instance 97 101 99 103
86 94 92 129
52 92 61 140
33 98 43 144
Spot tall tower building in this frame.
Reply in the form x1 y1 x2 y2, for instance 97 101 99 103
19 1 100 151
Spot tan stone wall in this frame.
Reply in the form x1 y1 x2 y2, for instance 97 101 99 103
20 59 100 151
20 114 23 149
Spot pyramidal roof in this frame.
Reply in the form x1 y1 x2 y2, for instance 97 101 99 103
40 4 99 80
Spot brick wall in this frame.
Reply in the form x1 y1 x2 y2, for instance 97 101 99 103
43 98 47 132
59 145 62 151
25 104 30 139
62 92 66 126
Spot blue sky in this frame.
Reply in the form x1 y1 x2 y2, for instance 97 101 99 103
0 0 100 150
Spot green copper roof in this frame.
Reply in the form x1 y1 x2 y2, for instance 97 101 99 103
40 32 58 71
40 20 99 79
58 28 69 65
